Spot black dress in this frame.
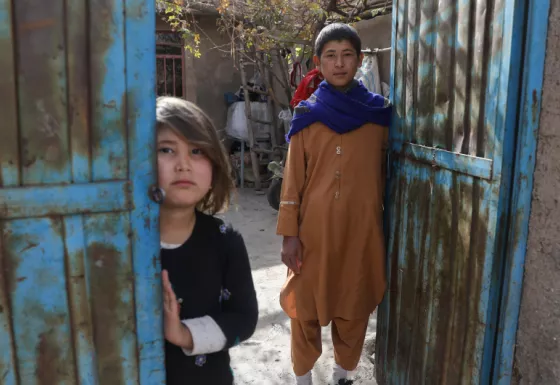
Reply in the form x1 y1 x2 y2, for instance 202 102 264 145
161 210 258 385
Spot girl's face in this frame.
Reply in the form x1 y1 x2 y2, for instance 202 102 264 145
157 126 213 209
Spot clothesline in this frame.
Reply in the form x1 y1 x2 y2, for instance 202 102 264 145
361 47 391 54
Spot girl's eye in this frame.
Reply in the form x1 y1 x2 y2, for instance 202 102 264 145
191 148 204 156
158 147 174 154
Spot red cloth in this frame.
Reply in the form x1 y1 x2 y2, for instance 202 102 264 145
290 68 323 109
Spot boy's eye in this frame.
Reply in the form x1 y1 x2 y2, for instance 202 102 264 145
158 147 174 154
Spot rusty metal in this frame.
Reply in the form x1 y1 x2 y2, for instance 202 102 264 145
0 0 164 383
492 1 552 383
376 0 529 384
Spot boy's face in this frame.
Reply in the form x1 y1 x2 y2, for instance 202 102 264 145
314 40 363 89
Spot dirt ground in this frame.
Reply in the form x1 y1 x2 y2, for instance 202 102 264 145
219 189 378 385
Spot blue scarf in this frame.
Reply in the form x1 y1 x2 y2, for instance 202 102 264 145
286 80 392 142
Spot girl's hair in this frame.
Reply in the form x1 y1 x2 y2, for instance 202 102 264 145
156 96 234 214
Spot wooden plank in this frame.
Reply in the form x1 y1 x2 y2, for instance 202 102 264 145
390 0 420 377
443 175 474 382
63 216 98 384
404 0 418 143
0 0 20 187
401 142 493 180
3 218 76 384
89 0 127 181
423 168 453 384
433 0 454 149
125 0 166 383
467 0 490 156
462 180 489 383
248 117 273 125
0 181 131 219
238 50 262 190
377 0 407 381
265 58 279 149
84 213 139 385
399 163 430 384
66 0 91 183
415 0 437 146
0 223 17 385
451 0 470 153
14 0 71 185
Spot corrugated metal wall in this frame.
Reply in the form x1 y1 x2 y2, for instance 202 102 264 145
0 1 164 384
376 0 526 383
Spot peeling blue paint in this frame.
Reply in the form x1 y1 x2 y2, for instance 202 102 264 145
493 1 552 383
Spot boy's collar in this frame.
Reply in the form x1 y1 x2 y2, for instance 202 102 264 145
328 79 359 93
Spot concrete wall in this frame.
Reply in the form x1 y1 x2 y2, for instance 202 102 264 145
156 15 242 132
354 14 392 86
514 1 560 384
191 16 242 132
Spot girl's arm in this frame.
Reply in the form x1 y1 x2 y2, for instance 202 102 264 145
180 227 258 356
211 228 258 349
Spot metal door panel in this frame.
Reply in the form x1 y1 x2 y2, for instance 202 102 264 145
377 0 525 383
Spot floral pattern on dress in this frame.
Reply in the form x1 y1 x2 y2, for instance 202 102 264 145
195 354 207 367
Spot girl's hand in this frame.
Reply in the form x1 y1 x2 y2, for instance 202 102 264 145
162 270 193 349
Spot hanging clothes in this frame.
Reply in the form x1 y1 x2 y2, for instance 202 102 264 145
290 68 324 109
355 54 381 94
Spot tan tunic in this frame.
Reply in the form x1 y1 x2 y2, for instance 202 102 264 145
277 122 388 326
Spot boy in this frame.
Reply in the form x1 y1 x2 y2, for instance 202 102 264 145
276 23 392 385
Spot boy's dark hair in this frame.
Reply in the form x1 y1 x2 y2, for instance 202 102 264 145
156 96 234 214
315 23 361 57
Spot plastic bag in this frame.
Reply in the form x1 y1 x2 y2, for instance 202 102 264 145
278 109 292 135
225 102 272 141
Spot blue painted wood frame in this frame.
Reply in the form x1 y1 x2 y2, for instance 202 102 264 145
125 1 166 383
0 0 163 383
493 0 552 383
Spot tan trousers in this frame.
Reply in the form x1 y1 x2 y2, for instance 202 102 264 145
290 318 369 376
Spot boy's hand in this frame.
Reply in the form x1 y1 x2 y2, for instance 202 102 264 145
162 270 193 349
281 236 302 274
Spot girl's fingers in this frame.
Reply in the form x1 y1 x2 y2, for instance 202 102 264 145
168 285 177 303
161 269 180 316
162 270 174 298
162 270 172 311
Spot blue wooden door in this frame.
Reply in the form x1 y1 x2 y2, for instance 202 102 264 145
376 0 527 383
0 1 164 384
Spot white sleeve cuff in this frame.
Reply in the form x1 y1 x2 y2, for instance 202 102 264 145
181 316 227 356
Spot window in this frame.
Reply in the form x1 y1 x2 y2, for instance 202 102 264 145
156 32 184 97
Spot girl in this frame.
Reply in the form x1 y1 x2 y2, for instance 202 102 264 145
156 96 258 385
